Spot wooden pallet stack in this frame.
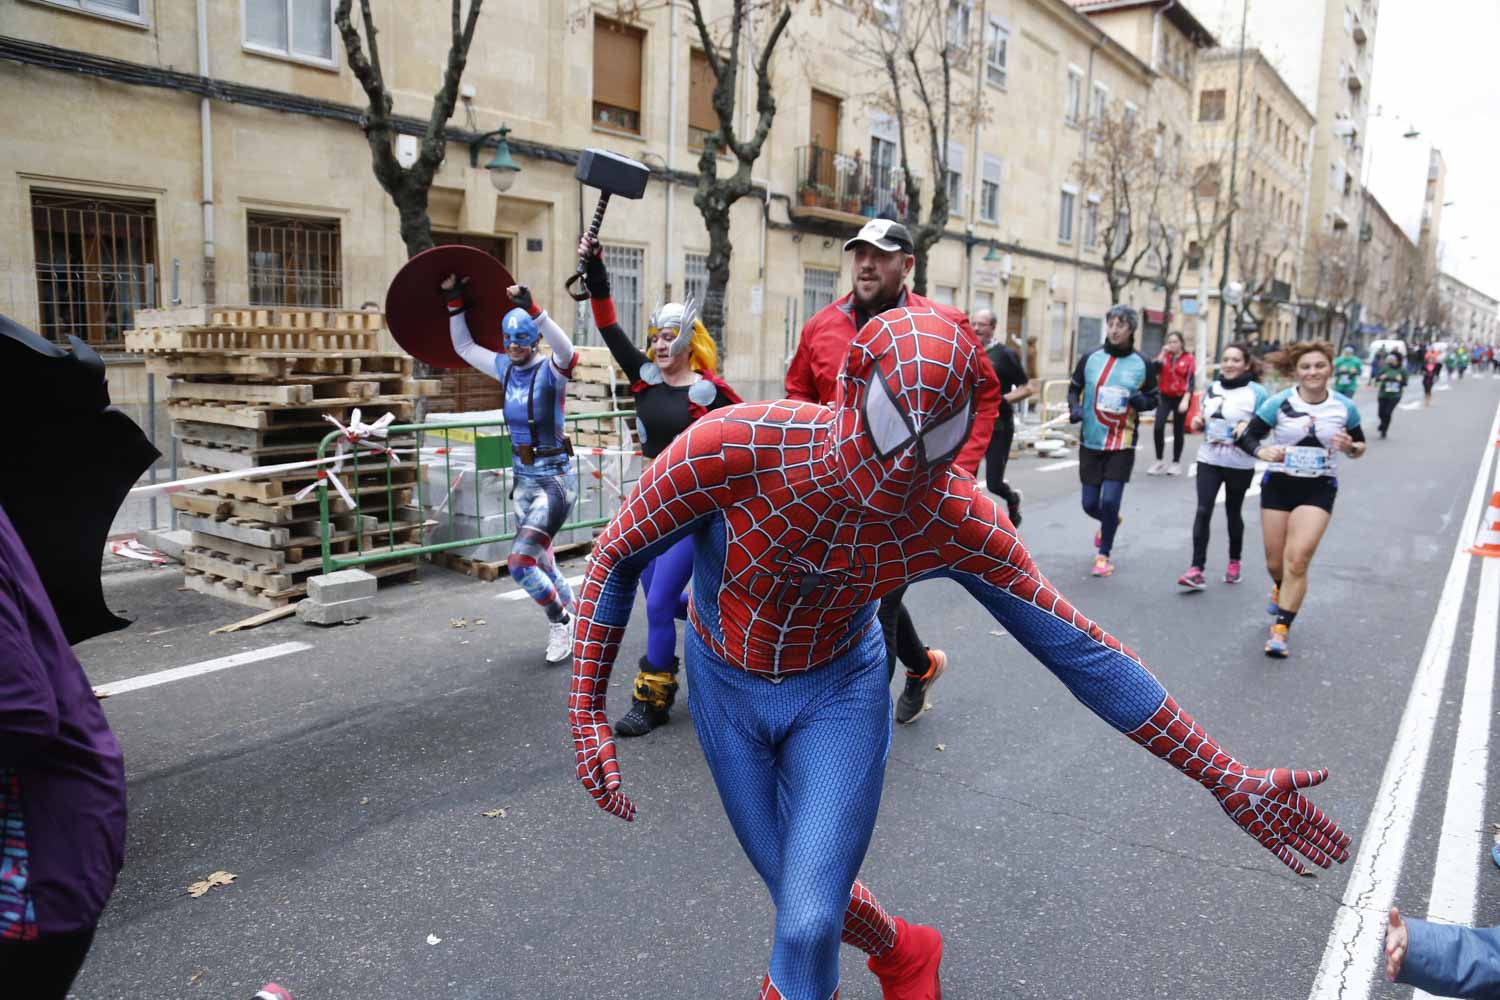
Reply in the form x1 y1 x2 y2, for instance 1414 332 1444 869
564 344 634 450
127 305 440 610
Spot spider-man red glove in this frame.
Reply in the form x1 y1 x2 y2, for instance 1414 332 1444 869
1129 695 1352 875
568 615 635 821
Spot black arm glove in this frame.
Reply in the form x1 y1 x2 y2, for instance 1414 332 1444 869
583 248 611 300
510 284 535 313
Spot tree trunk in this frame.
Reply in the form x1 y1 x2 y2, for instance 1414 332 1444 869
394 182 435 258
701 206 733 352
911 246 930 297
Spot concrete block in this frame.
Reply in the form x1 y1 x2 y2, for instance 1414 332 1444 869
136 528 191 562
305 569 377 603
295 595 373 626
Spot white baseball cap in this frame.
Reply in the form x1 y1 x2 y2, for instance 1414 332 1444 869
843 218 915 254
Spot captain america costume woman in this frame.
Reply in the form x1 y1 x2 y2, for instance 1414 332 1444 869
577 235 742 737
568 305 1352 999
444 275 580 664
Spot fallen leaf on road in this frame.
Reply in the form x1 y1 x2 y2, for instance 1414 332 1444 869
989 629 1007 637
482 807 508 818
449 618 468 629
359 797 369 806
474 618 486 626
187 870 236 897
189 969 206 985
934 744 946 752
427 933 442 945
1298 871 1316 879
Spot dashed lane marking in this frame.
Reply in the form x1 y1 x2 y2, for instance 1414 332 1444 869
92 642 313 697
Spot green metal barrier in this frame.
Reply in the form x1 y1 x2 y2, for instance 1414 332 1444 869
315 410 641 575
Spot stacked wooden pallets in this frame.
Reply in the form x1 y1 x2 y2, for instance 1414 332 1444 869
563 344 634 450
127 305 440 609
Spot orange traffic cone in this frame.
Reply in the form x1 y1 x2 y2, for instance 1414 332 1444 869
1468 492 1500 557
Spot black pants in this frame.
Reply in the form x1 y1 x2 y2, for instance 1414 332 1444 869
1192 464 1254 568
877 586 927 681
1377 396 1400 434
984 418 1018 503
0 928 97 1000
1155 395 1186 462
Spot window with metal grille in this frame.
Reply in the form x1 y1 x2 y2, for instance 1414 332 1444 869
803 266 840 324
684 253 709 308
247 213 343 307
606 244 645 341
31 189 158 347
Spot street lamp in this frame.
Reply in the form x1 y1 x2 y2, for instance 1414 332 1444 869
468 124 521 193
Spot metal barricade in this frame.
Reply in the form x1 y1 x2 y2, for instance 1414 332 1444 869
314 410 640 575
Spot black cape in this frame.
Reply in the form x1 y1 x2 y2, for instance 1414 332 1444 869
0 314 160 644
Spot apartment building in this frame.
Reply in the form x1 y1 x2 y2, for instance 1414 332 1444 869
1182 47 1314 347
1189 0 1378 248
1068 0 1216 355
1358 189 1421 339
1417 148 1447 274
1439 272 1499 346
2 0 1207 402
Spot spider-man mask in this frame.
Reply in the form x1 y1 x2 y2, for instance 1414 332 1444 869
829 306 980 517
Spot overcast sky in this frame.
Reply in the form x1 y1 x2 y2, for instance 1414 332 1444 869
1365 0 1499 296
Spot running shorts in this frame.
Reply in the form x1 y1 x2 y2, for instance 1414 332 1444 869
1259 471 1338 513
1079 445 1136 486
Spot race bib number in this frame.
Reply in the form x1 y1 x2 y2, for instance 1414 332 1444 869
1205 417 1236 444
1096 385 1130 415
1284 446 1330 478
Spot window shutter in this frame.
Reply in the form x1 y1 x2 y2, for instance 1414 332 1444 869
689 50 717 135
594 18 644 113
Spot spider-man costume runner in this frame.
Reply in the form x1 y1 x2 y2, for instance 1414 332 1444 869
569 306 1352 1000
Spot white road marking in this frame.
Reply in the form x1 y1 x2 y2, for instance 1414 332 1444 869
1400 401 1422 411
1437 384 1452 391
1036 459 1079 472
499 574 586 601
92 642 313 697
1413 527 1500 957
1307 399 1500 1000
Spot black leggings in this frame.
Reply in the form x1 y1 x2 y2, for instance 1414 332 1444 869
0 928 96 1000
1155 395 1186 462
877 585 928 681
1192 464 1254 568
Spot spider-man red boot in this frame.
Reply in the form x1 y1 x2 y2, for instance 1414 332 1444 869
615 656 679 737
866 917 943 1000
757 976 836 999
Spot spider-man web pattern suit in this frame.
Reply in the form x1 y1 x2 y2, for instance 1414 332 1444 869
569 306 1352 1000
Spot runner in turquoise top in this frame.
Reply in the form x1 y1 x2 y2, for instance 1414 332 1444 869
1332 346 1362 398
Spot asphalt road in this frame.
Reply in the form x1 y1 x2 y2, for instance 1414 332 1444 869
69 371 1500 1000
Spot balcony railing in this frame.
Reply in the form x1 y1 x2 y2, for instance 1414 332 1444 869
793 144 919 221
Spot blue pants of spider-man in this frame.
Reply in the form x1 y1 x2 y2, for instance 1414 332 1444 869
685 622 890 1000
637 534 693 669
509 470 577 622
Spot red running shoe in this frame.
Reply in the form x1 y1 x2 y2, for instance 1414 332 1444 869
868 916 943 1000
254 987 293 1000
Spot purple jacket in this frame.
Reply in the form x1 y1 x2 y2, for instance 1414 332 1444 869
0 506 126 936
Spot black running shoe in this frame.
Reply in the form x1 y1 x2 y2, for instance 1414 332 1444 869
1006 489 1024 528
894 650 947 725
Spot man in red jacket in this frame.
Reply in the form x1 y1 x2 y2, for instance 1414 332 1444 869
786 218 1001 725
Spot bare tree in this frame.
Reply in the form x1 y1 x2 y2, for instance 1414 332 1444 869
336 0 484 257
583 0 802 348
1075 109 1173 306
1229 199 1297 336
1153 153 1236 325
1303 230 1356 341
853 0 986 294
687 0 796 347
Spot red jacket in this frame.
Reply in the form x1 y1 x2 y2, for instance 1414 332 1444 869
1156 350 1196 398
785 289 999 477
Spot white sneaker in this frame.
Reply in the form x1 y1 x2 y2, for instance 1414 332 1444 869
1166 462 1183 476
545 612 573 664
1147 460 1167 475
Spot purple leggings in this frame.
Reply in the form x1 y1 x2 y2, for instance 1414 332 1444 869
637 533 694 669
